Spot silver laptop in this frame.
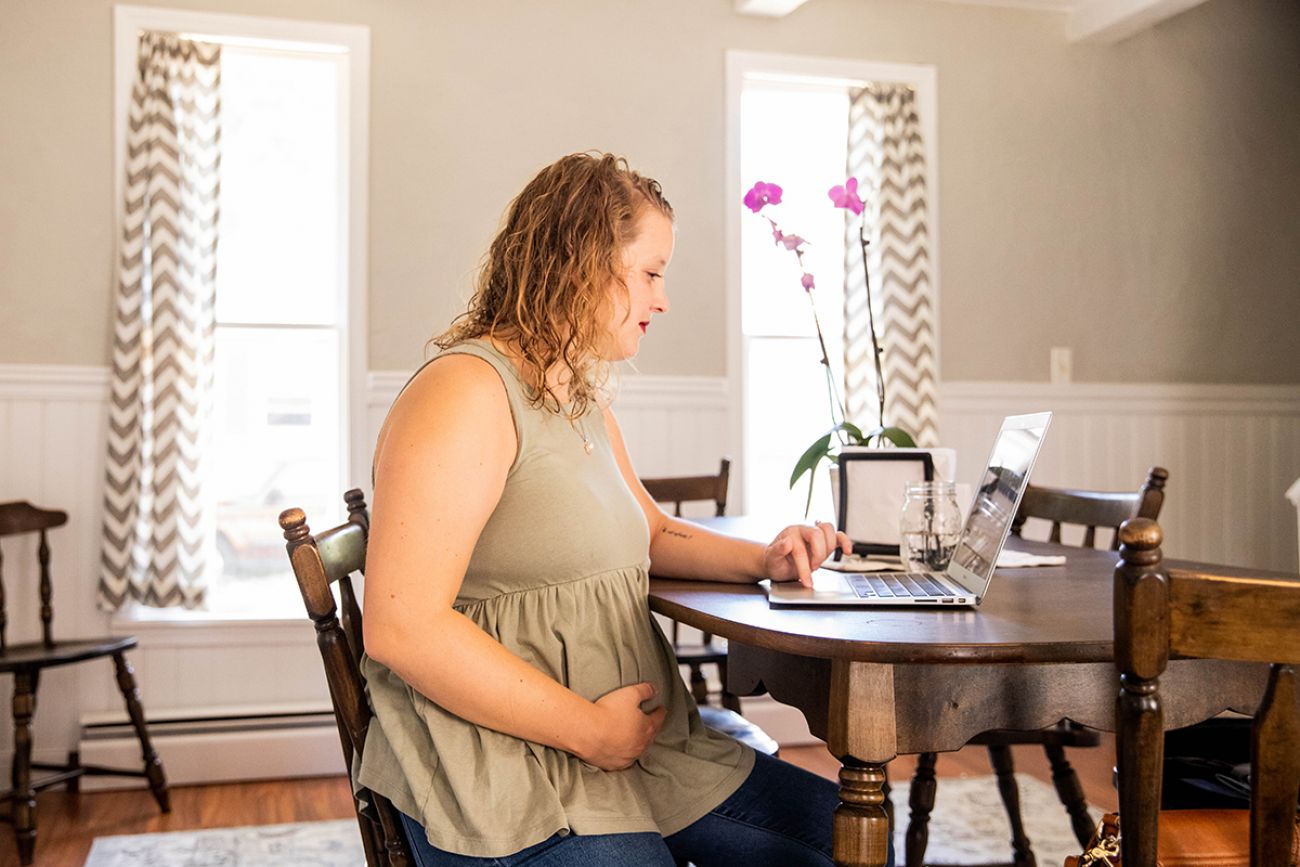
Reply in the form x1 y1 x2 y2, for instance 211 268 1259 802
768 412 1052 608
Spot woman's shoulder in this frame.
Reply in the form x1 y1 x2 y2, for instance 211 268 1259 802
374 349 516 472
395 350 511 423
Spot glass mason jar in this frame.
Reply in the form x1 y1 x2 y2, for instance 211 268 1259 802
899 481 963 571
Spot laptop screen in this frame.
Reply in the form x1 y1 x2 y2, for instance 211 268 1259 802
948 414 1050 597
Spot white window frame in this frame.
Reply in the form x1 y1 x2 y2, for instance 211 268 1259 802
725 50 940 513
111 5 370 625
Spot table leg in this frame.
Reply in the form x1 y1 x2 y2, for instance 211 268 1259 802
828 659 898 867
834 758 891 867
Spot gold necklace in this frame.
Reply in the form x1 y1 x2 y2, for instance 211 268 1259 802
575 417 594 454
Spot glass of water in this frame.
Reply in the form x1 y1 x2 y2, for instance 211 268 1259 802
899 481 962 571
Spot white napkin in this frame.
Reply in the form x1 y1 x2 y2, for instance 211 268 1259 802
818 555 902 573
995 549 1066 568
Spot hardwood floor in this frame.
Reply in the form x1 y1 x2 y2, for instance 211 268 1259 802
4 777 356 867
8 739 1116 867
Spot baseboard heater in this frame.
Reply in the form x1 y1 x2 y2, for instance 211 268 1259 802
77 707 346 790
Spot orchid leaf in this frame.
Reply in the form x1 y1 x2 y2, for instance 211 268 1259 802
788 432 834 490
875 426 917 448
855 425 917 448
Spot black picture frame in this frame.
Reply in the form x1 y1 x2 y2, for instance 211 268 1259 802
836 451 935 558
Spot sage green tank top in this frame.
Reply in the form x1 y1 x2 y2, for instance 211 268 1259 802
357 338 754 857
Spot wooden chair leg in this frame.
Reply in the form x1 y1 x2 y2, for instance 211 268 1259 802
718 659 742 713
904 752 937 867
11 669 37 865
66 750 81 793
688 662 709 706
1043 744 1096 848
112 652 171 813
988 744 1036 867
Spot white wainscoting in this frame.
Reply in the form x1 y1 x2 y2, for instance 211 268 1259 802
1 364 1297 783
940 382 1300 574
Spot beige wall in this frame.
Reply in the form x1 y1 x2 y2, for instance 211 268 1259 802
1 0 1297 382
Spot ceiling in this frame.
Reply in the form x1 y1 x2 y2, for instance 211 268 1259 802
734 0 1212 43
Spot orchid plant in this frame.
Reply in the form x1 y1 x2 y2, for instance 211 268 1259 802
744 179 916 515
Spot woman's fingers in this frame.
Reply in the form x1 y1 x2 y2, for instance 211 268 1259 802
815 521 838 559
786 528 813 586
801 524 830 565
769 524 852 585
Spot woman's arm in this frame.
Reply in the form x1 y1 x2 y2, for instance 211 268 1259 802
601 407 850 586
364 356 664 770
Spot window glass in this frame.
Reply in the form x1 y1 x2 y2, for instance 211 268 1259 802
215 48 340 326
740 78 851 519
206 45 347 616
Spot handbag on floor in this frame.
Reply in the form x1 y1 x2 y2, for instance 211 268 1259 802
1065 813 1120 867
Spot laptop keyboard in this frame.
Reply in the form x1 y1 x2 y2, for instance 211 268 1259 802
847 573 956 598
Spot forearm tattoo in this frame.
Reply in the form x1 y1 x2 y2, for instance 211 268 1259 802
661 527 693 540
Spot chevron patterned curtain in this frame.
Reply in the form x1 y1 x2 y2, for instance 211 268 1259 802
100 33 222 611
843 84 939 447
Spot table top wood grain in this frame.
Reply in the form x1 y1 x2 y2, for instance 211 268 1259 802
648 516 1296 666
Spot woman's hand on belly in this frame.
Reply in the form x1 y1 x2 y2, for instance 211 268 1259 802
575 682 667 771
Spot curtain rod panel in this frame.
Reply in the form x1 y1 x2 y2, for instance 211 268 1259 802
844 83 939 448
100 32 222 611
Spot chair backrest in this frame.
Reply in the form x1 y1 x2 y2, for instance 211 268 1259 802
640 458 731 518
280 490 411 867
0 501 68 651
1011 466 1168 550
1114 518 1300 867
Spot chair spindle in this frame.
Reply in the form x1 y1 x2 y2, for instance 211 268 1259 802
38 530 53 648
0 545 7 653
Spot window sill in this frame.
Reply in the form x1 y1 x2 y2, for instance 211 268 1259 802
110 601 314 647
112 600 304 629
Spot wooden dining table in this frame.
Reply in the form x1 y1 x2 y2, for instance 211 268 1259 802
647 516 1277 867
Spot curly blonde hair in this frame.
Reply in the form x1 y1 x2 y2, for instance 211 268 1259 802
432 152 674 420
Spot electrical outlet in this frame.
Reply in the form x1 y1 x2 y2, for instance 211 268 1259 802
1050 347 1072 385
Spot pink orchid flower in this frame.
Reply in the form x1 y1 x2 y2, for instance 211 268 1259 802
827 177 864 215
779 233 807 251
744 181 783 213
800 272 815 291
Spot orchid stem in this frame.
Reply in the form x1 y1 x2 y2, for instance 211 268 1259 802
794 246 849 442
808 293 847 438
859 222 887 429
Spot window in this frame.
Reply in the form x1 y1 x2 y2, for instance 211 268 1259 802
727 53 939 519
113 7 369 619
208 46 345 616
740 79 851 519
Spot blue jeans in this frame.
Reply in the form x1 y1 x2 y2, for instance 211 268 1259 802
398 750 895 867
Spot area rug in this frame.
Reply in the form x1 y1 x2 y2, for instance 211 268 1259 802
84 773 1098 866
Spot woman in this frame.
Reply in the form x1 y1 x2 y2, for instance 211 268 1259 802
361 152 858 866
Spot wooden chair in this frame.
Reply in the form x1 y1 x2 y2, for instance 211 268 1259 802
904 467 1170 867
639 460 778 757
0 501 169 865
280 491 411 867
1115 517 1300 867
641 460 733 707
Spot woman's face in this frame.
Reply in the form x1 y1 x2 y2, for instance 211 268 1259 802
604 208 675 361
